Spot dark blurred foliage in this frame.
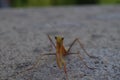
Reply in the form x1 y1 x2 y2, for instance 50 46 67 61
10 0 98 7
10 0 27 7
0 0 120 8
51 0 98 5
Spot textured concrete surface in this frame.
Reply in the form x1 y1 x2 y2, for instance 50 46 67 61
0 6 120 80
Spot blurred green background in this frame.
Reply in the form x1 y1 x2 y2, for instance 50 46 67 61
0 0 120 8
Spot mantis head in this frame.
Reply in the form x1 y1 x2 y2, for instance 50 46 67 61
55 36 64 45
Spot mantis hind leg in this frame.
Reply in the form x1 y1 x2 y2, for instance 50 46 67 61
61 58 68 80
63 63 69 80
77 51 96 69
67 38 98 58
10 54 43 79
66 38 97 70
11 54 50 78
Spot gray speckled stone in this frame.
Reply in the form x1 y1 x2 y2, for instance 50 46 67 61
0 6 120 80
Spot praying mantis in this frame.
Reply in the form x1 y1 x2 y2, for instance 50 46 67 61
13 34 97 80
47 34 97 80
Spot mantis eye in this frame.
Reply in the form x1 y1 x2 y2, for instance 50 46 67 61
55 36 57 40
62 37 64 40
